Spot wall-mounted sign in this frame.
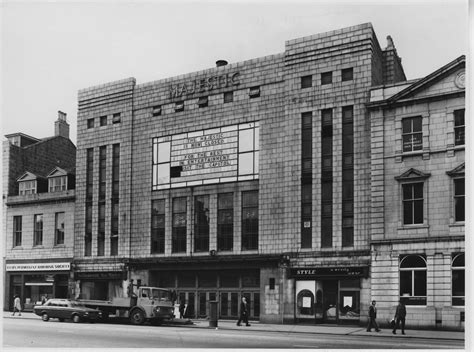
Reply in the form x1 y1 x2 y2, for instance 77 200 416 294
290 267 368 279
75 271 126 281
6 262 71 271
169 72 241 99
152 122 259 190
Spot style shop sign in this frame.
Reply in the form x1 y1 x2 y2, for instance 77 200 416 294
6 262 71 271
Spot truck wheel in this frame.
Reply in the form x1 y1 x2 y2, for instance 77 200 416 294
42 313 49 322
130 309 145 325
72 314 81 323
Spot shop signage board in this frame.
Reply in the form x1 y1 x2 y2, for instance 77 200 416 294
75 271 126 280
290 267 369 279
6 262 70 271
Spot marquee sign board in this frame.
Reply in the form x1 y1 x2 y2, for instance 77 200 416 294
6 262 71 271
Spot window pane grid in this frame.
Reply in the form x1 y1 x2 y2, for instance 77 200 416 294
172 197 187 253
242 191 258 250
402 116 423 152
217 193 233 251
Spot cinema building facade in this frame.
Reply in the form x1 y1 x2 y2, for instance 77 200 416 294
72 23 464 329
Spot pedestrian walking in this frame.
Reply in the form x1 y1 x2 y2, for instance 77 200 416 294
12 295 22 316
392 299 407 335
236 297 250 326
366 300 380 332
179 301 186 319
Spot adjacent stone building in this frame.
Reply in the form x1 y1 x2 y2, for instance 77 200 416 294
3 112 76 311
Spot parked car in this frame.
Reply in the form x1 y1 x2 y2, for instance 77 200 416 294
33 299 101 323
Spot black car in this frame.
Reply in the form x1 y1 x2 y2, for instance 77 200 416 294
34 299 101 323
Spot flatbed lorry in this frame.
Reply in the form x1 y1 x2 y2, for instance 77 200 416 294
78 286 175 325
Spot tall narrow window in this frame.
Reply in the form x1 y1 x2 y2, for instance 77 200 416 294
454 178 465 222
452 253 465 306
111 144 120 256
402 116 422 152
342 106 354 247
172 197 187 253
241 191 258 250
98 146 107 199
399 255 427 305
13 216 22 247
34 214 43 246
98 146 106 256
321 108 333 248
194 195 210 252
301 111 312 249
151 199 165 254
402 183 424 225
55 212 65 245
217 193 233 251
454 109 465 146
85 148 93 257
97 203 105 256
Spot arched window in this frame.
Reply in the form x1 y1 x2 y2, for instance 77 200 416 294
399 255 427 305
296 289 314 316
452 253 465 306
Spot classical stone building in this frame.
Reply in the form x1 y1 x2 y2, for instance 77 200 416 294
3 112 76 311
368 56 465 330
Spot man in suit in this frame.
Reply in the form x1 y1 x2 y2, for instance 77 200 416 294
236 297 251 326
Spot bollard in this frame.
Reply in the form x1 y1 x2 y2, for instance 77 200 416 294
209 301 218 328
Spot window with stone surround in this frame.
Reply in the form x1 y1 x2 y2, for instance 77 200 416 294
402 116 422 152
34 214 43 246
453 178 465 222
172 197 187 253
321 71 332 85
55 212 65 246
194 195 210 252
399 254 426 305
452 253 464 306
301 75 312 89
217 193 233 251
151 199 165 254
454 109 465 146
402 183 423 225
241 190 258 250
13 216 22 247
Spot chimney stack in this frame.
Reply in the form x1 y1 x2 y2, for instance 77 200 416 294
55 110 70 139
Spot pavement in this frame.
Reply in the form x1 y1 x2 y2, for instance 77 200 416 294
3 311 464 341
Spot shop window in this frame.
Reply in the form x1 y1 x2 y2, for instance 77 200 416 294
55 212 65 245
178 272 196 287
402 116 422 152
13 215 22 247
198 271 216 288
454 178 465 222
172 197 187 253
452 253 464 306
151 199 165 254
224 91 234 103
87 118 94 129
194 195 210 252
399 254 427 305
217 193 233 251
197 96 208 108
341 67 353 81
321 71 332 85
219 271 239 287
100 115 107 126
301 75 312 89
249 86 260 98
402 182 424 225
241 191 258 250
112 113 121 124
297 289 314 316
454 109 465 146
152 105 162 117
33 214 43 246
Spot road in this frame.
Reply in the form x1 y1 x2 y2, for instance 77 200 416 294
3 317 464 349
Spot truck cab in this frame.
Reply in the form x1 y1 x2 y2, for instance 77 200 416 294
131 287 175 324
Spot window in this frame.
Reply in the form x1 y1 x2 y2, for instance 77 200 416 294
321 108 333 248
85 148 93 257
402 116 422 152
19 180 36 195
301 75 312 89
174 101 184 112
217 193 233 251
454 178 465 222
342 106 354 247
85 202 92 257
111 144 120 256
172 197 187 253
112 113 121 124
13 216 22 247
152 105 162 117
402 183 424 225
249 86 260 98
97 202 105 256
452 253 464 306
454 109 465 146
49 176 67 192
100 116 107 126
34 214 43 246
399 255 427 305
238 127 259 176
321 71 332 85
98 146 107 200
55 212 65 245
194 195 210 252
151 199 165 254
197 96 208 108
241 191 258 250
87 118 94 129
301 111 312 249
223 91 233 103
341 68 353 81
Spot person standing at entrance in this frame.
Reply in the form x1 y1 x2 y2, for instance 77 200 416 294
392 299 407 335
179 301 186 319
12 295 22 316
366 300 380 332
236 297 250 326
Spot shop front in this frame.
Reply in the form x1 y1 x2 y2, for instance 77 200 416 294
5 261 72 311
291 267 369 324
74 271 128 300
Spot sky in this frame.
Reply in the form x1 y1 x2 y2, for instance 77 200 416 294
1 0 469 145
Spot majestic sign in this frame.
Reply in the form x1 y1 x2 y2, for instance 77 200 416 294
290 267 369 278
6 262 71 271
169 72 241 99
